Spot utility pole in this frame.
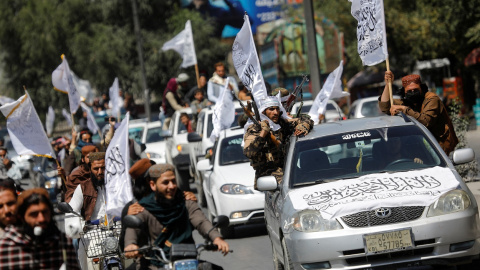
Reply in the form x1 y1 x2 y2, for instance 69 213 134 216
303 0 322 97
131 0 151 121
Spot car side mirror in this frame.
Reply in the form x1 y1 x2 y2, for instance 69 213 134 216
256 176 278 191
123 215 143 229
187 132 202 143
197 159 212 171
58 202 74 214
452 148 475 165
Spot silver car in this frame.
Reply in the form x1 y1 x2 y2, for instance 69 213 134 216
258 115 480 269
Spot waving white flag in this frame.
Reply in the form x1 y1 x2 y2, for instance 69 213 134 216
105 112 132 217
62 108 73 127
52 55 81 113
0 96 15 105
232 14 267 102
162 20 197 68
0 91 55 158
46 106 55 136
109 77 120 118
350 0 388 66
309 61 349 124
210 78 235 143
80 102 100 135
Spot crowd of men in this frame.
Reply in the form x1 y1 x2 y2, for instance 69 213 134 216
0 62 458 269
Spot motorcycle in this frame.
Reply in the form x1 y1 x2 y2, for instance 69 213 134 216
58 202 123 270
123 214 232 270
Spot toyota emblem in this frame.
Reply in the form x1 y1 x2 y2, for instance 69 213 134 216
375 208 392 218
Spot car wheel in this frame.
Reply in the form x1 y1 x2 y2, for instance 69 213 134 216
219 225 235 239
271 238 284 270
281 237 294 270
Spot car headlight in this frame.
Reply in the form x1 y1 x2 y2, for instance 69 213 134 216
427 189 471 217
220 184 254 195
146 152 162 159
291 209 343 232
44 179 56 189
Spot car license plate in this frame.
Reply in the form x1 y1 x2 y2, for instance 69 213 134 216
363 228 414 255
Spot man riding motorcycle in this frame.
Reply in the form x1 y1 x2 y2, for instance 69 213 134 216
124 164 229 269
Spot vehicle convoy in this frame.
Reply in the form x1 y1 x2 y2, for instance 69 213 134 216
257 114 480 269
291 100 346 121
123 214 232 270
196 127 265 238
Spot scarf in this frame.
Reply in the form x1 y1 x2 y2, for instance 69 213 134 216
162 78 179 113
139 192 193 264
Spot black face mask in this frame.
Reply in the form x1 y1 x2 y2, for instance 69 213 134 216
405 89 424 103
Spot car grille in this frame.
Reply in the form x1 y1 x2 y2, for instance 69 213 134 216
341 206 425 227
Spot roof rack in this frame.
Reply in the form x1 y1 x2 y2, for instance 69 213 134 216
399 112 411 122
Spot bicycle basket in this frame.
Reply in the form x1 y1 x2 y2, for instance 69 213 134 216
80 221 122 258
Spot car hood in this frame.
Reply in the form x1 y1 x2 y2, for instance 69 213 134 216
286 166 460 220
216 162 255 187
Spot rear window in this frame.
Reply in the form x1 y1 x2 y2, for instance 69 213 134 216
360 101 383 117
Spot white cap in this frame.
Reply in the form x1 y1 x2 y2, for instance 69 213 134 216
259 96 280 114
176 73 189 83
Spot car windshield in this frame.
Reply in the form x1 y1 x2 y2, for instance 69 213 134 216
145 127 164 143
129 126 144 144
219 134 249 166
206 109 243 138
361 100 383 117
290 125 446 188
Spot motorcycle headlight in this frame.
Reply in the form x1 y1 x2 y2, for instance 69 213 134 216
103 236 118 252
220 184 254 195
291 209 343 232
427 189 471 217
44 179 56 189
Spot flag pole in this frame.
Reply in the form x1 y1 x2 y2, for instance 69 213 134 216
195 64 200 89
386 58 394 106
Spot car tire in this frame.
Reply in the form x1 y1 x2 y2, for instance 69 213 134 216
271 239 284 270
219 226 235 239
281 237 294 270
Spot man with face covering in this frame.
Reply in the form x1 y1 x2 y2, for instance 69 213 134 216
243 96 314 189
379 71 458 155
0 188 80 269
124 164 229 269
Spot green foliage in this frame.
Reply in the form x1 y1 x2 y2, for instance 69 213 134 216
449 98 479 182
0 0 229 126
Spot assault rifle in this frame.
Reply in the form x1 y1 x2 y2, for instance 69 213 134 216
284 75 309 113
234 95 280 146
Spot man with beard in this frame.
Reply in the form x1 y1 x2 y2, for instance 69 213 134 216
66 152 107 269
0 179 18 238
207 62 238 104
64 129 95 175
243 96 314 189
0 188 80 269
63 145 99 202
379 71 458 155
124 164 230 269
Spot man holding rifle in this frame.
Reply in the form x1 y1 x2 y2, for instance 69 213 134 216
243 96 313 190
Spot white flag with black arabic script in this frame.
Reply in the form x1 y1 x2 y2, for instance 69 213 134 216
46 106 55 136
80 102 100 135
109 77 120 118
350 0 388 66
162 20 197 68
210 78 235 143
52 55 81 113
0 91 55 158
105 112 132 217
309 61 349 124
232 14 267 102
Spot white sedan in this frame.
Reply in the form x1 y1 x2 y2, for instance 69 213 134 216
197 127 265 238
